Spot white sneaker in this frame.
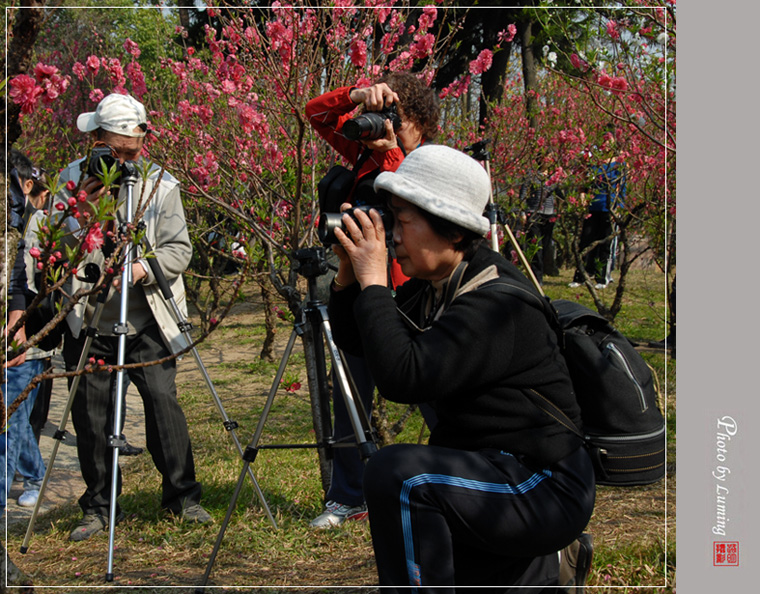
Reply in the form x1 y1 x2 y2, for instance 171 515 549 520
595 282 608 290
568 282 581 288
18 489 40 507
309 500 368 529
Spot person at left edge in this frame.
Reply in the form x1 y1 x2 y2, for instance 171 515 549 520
55 93 211 541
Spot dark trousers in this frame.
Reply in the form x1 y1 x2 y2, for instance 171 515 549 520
327 352 376 507
63 323 202 516
363 444 595 593
524 213 556 285
30 357 53 443
573 211 613 284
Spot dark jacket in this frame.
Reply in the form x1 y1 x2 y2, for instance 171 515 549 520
329 245 583 468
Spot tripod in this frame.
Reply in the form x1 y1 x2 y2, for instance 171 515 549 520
465 140 545 297
196 246 378 593
22 161 152 578
20 162 273 580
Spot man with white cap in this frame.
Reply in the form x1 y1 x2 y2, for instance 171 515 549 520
56 93 210 541
327 144 596 591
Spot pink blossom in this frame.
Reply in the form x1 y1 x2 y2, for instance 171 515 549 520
72 62 86 80
86 55 100 74
499 24 517 44
66 180 77 191
89 89 104 103
418 5 438 30
349 38 367 68
411 34 435 60
34 63 58 81
606 20 620 40
126 62 147 98
123 38 141 58
469 49 494 75
8 75 43 114
83 224 104 253
610 77 628 94
570 53 589 72
29 247 41 259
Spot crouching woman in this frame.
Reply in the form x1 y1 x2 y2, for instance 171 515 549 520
327 144 595 592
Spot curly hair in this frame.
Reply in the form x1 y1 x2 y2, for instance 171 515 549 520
378 71 440 142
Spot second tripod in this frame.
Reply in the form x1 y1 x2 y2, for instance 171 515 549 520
196 246 378 591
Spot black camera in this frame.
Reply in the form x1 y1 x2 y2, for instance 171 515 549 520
88 145 119 179
318 205 394 246
342 104 402 141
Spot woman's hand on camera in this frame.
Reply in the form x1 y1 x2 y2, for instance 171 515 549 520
361 119 398 153
350 83 398 111
331 203 357 290
334 206 388 290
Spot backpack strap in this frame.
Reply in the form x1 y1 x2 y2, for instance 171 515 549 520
484 280 581 437
484 280 564 351
353 147 374 173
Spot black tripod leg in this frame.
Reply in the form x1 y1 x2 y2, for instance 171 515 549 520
196 327 299 591
137 233 277 528
318 308 377 461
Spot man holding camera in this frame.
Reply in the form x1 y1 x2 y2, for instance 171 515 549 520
57 93 209 541
305 72 439 528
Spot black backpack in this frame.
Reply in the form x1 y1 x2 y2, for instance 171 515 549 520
490 282 666 486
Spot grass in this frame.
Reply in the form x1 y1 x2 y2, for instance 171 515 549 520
5 266 674 592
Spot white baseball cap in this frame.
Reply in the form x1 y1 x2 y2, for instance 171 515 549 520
374 144 491 236
77 93 147 138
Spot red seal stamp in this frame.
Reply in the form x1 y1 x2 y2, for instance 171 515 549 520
713 541 739 566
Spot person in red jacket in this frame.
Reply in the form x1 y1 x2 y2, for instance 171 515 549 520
306 72 439 528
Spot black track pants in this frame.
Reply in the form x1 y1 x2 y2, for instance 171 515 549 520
363 444 595 593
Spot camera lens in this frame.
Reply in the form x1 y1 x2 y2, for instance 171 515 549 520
342 112 389 142
88 148 119 179
317 206 393 245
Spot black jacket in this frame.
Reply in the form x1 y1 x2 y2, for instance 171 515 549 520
329 245 583 468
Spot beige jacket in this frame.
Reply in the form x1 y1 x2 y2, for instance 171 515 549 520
57 158 192 355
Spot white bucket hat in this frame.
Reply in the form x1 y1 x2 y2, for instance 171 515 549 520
374 144 491 236
77 93 147 138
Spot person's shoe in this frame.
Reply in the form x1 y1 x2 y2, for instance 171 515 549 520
17 489 40 508
119 441 144 456
594 282 608 290
180 504 212 524
568 282 581 288
309 500 368 529
69 511 124 541
559 533 594 593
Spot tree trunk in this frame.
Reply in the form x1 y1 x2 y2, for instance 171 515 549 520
4 3 45 149
478 10 514 127
259 279 278 362
520 20 539 129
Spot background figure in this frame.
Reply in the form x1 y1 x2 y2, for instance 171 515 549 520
518 166 562 285
2 152 51 511
570 155 626 289
328 145 595 591
305 72 439 529
58 93 209 542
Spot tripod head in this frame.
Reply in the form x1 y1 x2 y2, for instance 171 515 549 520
292 247 331 280
120 160 139 186
464 138 491 162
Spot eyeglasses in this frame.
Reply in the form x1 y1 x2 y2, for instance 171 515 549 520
31 166 46 180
